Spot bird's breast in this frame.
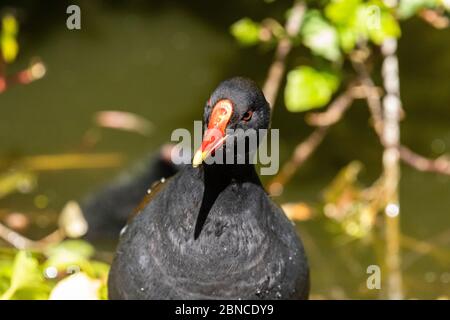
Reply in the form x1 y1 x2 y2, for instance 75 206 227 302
110 167 306 299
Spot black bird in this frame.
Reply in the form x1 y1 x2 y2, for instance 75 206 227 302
80 145 182 241
108 77 309 299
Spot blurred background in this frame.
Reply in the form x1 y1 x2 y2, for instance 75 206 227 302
0 0 449 299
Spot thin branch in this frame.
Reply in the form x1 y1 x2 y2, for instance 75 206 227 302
351 58 385 136
268 127 328 196
353 56 450 177
398 146 450 175
306 85 363 126
0 221 63 250
380 35 403 299
419 9 450 29
403 228 450 268
0 222 35 249
267 87 356 196
401 234 450 266
262 0 306 108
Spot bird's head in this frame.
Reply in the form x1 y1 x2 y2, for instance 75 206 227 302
193 77 270 167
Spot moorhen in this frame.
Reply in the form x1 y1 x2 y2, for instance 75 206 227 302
81 145 182 240
108 77 309 299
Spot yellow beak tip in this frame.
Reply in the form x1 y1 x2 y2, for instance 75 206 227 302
192 150 204 168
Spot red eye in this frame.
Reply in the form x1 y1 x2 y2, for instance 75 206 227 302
242 110 253 122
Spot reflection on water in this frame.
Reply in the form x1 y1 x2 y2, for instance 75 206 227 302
0 2 449 299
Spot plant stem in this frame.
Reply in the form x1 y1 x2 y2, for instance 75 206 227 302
0 221 63 250
381 37 403 299
352 58 450 176
0 222 35 249
0 286 16 300
262 0 306 108
267 127 328 196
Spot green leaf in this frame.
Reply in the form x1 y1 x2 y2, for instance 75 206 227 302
90 261 110 278
13 288 50 300
0 260 13 279
325 0 362 25
2 15 18 36
0 251 44 300
230 18 261 46
285 66 340 112
325 0 363 52
0 36 18 63
45 240 94 259
0 242 108 300
90 261 110 300
336 26 358 52
44 240 94 272
358 4 401 45
9 251 42 291
301 10 342 61
1 15 19 63
325 0 401 50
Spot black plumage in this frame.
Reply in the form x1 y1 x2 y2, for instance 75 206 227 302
80 145 181 241
108 77 309 299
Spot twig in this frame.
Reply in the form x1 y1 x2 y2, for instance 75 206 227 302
262 0 306 108
0 222 35 249
399 146 450 175
306 85 363 126
268 127 327 196
380 35 403 299
353 56 450 177
267 87 356 195
401 234 450 266
419 9 450 29
403 228 450 268
0 221 63 250
351 58 384 136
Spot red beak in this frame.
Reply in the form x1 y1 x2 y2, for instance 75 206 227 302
193 99 233 167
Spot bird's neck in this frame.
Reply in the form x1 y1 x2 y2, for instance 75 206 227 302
203 163 261 185
193 163 262 239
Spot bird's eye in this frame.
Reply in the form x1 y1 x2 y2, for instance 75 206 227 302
242 110 253 122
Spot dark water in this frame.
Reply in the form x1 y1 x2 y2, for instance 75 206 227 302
0 1 449 298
